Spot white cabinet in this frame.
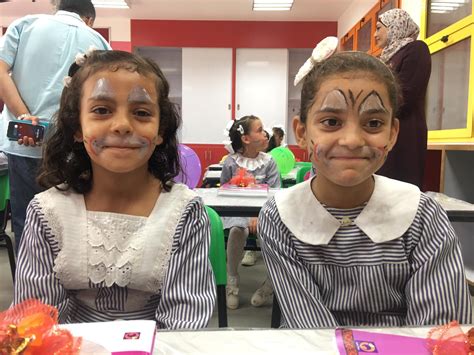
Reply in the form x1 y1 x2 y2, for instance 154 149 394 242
182 48 232 144
235 49 289 131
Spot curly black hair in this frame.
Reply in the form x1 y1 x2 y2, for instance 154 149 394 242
37 50 182 193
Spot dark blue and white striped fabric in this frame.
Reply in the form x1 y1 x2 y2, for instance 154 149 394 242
259 190 473 328
14 192 216 329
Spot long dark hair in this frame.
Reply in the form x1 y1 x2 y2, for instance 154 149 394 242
38 50 181 193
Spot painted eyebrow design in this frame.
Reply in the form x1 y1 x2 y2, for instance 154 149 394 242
358 90 389 114
317 89 348 113
88 93 116 101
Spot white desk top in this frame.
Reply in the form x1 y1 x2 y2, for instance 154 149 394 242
195 188 474 220
154 326 472 355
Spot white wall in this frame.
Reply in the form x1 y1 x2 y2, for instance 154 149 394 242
337 0 375 38
400 0 423 28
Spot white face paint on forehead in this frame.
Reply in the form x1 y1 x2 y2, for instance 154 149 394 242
359 90 389 115
128 85 153 104
90 78 115 100
320 89 348 111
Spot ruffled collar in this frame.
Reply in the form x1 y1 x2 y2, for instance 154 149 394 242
231 152 271 171
274 175 421 245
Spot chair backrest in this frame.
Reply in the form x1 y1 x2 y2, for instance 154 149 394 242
0 173 9 212
296 163 312 184
205 206 227 286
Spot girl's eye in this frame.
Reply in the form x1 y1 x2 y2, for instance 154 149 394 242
366 119 384 129
92 107 110 115
134 110 152 119
320 117 341 128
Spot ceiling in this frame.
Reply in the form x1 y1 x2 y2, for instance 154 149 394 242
0 0 364 21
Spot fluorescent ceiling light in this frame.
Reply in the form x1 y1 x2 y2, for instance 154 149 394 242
92 0 130 9
253 0 293 11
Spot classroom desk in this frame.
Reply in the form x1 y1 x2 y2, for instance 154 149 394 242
195 188 474 221
194 188 279 217
154 326 472 354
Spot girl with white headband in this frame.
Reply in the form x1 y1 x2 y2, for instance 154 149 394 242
258 38 471 328
222 115 280 310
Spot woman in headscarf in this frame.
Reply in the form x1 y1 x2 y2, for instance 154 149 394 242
374 8 431 189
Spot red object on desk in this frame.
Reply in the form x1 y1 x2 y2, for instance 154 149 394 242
229 168 256 187
0 299 81 354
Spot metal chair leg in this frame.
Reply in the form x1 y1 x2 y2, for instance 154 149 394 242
271 295 281 328
216 285 228 327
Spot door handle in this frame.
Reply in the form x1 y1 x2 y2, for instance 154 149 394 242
228 104 231 110
237 104 240 110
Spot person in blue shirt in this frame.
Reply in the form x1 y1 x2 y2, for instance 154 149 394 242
0 0 110 252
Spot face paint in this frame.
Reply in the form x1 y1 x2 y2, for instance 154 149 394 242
128 86 153 105
90 78 115 101
320 89 348 112
84 134 152 158
359 91 388 115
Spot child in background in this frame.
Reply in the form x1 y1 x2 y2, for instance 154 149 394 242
266 125 285 152
258 49 472 328
14 50 216 328
221 115 280 309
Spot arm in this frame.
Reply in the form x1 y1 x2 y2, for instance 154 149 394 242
265 158 281 188
394 41 431 114
155 198 216 329
14 199 69 322
0 60 34 119
405 198 473 325
219 156 234 185
258 199 338 328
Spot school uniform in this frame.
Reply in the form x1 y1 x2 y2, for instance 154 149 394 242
220 152 280 229
14 183 216 329
258 175 473 328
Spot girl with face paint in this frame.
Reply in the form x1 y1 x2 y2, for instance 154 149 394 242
14 50 216 329
258 49 472 329
221 115 280 310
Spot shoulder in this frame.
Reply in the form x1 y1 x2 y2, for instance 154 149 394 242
35 186 81 205
402 40 430 57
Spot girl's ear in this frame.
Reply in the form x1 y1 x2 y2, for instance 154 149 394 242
241 134 250 145
387 117 400 151
292 115 307 149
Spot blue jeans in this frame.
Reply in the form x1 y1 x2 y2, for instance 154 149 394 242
7 154 43 253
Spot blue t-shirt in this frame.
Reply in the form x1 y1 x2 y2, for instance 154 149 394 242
0 10 111 158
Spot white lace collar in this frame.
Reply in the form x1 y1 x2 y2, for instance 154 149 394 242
231 152 271 171
36 183 196 293
275 174 421 245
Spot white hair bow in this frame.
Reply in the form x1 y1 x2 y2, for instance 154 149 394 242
293 36 339 86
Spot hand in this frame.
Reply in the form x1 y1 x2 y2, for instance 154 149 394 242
17 114 40 147
248 217 258 235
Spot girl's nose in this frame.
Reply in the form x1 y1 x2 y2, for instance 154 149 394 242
338 124 365 149
112 112 132 135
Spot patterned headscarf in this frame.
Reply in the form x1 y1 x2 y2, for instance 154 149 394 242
379 8 420 63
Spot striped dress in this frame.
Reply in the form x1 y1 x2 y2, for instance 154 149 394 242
14 184 216 329
258 176 473 328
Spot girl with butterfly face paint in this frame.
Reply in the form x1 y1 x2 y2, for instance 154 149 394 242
258 49 472 329
14 50 216 329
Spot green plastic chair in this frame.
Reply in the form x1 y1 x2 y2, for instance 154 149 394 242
0 171 15 280
296 164 312 184
205 206 228 328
